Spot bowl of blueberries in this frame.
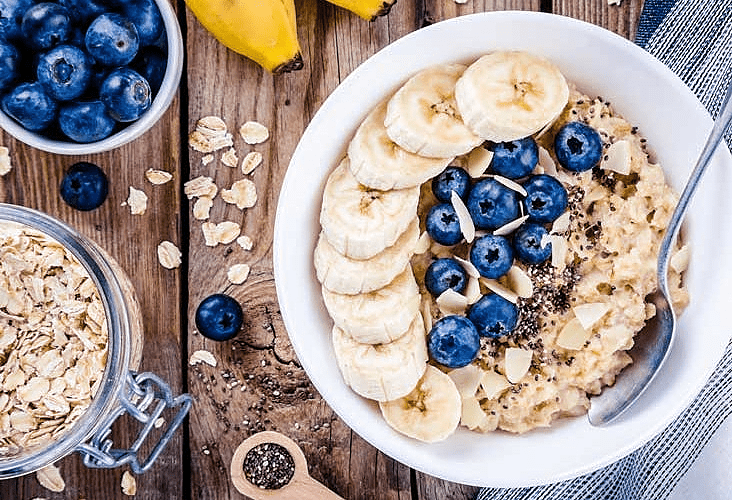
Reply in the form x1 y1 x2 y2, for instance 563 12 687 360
0 0 183 154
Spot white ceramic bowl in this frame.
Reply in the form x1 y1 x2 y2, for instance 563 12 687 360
273 11 732 487
0 0 183 155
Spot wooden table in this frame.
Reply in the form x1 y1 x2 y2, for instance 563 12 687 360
0 1 645 498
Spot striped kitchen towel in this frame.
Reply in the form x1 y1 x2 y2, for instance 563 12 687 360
477 1 732 499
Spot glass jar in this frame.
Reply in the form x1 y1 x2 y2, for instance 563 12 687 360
0 203 191 478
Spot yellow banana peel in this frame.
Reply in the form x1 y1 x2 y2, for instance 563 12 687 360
323 0 397 21
185 0 303 73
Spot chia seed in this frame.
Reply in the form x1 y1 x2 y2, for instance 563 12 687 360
243 442 295 490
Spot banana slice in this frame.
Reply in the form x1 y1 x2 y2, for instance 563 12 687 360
320 158 420 260
455 51 569 142
384 64 483 158
322 266 421 344
314 218 419 294
332 313 428 402
348 101 453 190
379 364 462 443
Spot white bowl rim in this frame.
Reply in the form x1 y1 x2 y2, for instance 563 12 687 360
0 0 183 155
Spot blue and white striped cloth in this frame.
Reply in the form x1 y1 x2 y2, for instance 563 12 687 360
477 1 732 498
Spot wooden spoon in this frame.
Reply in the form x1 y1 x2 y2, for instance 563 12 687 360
230 431 344 499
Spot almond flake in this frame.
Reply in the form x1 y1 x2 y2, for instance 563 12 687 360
608 0 621 5
436 288 468 315
602 140 632 175
126 187 147 215
466 146 494 177
493 215 529 236
465 277 482 304
227 263 250 284
504 348 532 383
221 148 238 168
236 235 253 251
447 364 482 397
556 317 590 350
451 191 475 243
184 176 218 199
192 196 213 220
479 278 518 304
538 146 557 176
239 121 269 144
551 211 571 233
461 397 488 429
221 179 257 209
421 299 432 332
414 231 431 254
214 221 241 244
493 175 527 196
454 256 480 278
241 151 263 174
201 222 218 247
189 350 217 367
36 464 65 492
549 234 568 271
121 470 137 496
201 154 214 166
572 302 610 330
670 244 690 273
0 146 11 176
157 241 182 269
506 265 533 298
145 168 173 185
479 370 511 400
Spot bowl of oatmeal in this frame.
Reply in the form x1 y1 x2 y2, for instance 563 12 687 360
273 11 732 486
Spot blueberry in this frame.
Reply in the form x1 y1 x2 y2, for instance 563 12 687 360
121 0 163 46
37 45 91 101
59 100 116 142
468 293 519 338
195 293 243 341
0 0 34 41
489 138 538 179
0 39 19 93
85 13 139 67
1 82 57 131
58 0 106 23
99 67 151 122
513 223 552 265
466 178 521 230
554 121 603 172
60 161 108 211
427 315 480 368
21 3 71 51
424 258 467 297
431 166 470 203
425 203 463 246
132 46 166 94
522 174 568 223
469 234 513 279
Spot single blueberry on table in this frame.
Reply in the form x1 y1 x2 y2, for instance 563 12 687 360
425 202 463 246
37 45 91 101
85 13 140 67
21 3 71 51
132 46 166 94
59 162 109 211
431 166 471 203
0 39 19 93
468 293 519 338
469 234 513 279
513 223 552 265
100 67 151 122
466 178 521 230
424 258 468 297
554 121 603 172
195 294 244 341
1 82 57 131
489 137 538 179
121 0 163 46
0 0 35 41
522 174 568 223
428 315 480 369
59 100 116 142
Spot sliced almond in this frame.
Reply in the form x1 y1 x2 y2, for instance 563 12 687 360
544 234 567 271
451 191 475 243
189 350 217 367
461 397 489 430
504 348 532 384
421 298 433 332
572 302 610 330
493 175 527 197
670 244 690 273
556 318 590 350
466 147 494 178
602 140 632 175
479 370 511 400
436 288 469 315
447 364 482 398
493 215 529 237
414 231 431 254
551 211 571 234
465 276 482 304
506 265 533 298
538 146 558 176
479 278 518 304
453 256 480 279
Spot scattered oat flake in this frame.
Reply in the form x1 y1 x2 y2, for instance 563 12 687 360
184 176 218 199
236 235 253 250
201 154 214 166
227 263 250 285
221 148 238 168
221 179 257 209
36 464 65 492
241 151 263 175
190 350 217 367
0 146 11 176
201 222 218 247
239 121 269 144
157 241 182 269
126 187 148 215
121 470 137 496
145 168 173 185
215 221 241 244
193 196 214 220
608 0 621 4
154 417 165 428
189 116 233 153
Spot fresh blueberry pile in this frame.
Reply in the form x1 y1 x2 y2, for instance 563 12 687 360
0 0 166 143
424 126 603 368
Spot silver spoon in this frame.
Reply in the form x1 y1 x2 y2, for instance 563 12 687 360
588 81 732 426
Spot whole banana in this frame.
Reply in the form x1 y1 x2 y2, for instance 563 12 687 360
185 0 303 73
324 0 397 21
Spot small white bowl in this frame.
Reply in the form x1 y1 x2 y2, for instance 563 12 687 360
0 0 183 155
274 11 732 488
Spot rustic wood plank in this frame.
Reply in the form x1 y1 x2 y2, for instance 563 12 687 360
553 0 644 40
